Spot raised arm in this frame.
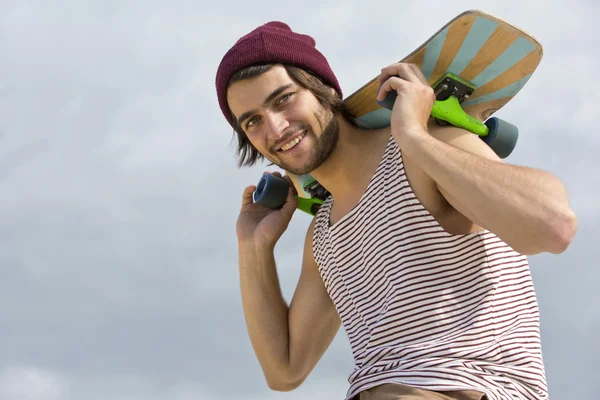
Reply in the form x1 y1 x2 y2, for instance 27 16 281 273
237 175 341 391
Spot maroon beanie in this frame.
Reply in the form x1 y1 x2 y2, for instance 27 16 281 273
215 21 342 127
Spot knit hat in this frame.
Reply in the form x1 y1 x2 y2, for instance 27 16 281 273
215 21 342 127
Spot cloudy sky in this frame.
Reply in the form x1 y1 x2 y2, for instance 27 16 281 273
0 0 598 399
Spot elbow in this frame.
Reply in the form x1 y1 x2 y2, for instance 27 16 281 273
515 207 578 256
264 367 306 392
267 379 302 392
547 207 578 254
266 376 304 392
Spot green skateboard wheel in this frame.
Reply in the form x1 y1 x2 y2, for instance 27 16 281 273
482 117 519 159
253 174 289 209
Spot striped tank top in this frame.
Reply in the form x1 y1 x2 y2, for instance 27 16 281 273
312 134 548 400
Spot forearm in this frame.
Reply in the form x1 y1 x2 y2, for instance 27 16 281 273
238 242 293 388
404 131 577 254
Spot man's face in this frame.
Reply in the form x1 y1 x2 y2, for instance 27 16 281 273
227 65 339 175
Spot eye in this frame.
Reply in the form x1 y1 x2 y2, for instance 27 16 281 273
245 116 259 129
277 93 293 106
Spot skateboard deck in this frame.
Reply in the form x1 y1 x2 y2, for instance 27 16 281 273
271 10 543 214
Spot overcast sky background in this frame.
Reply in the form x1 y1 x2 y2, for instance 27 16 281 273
0 0 598 399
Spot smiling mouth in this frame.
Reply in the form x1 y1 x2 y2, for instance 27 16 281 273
278 130 307 152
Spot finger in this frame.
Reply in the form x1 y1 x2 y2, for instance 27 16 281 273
281 173 292 184
377 63 406 83
376 76 409 101
376 64 395 84
378 63 419 85
241 185 257 206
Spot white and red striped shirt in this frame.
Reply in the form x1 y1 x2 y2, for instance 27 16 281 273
312 135 548 400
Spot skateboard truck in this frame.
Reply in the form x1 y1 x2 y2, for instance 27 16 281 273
433 73 475 103
378 72 518 158
297 175 328 215
430 73 487 136
302 176 330 200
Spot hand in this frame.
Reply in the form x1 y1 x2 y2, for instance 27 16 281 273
376 63 436 143
236 171 298 250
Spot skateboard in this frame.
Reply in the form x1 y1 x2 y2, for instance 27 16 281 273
253 9 543 216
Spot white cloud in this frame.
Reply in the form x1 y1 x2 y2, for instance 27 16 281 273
0 367 67 400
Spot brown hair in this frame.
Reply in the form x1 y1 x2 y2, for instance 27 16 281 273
227 64 354 167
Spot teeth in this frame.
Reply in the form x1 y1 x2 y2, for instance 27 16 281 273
280 132 305 151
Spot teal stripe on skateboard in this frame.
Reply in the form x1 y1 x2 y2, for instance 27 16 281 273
471 37 536 87
463 74 532 106
355 108 392 129
446 17 498 75
422 26 449 81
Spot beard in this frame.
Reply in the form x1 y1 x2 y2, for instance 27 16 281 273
272 108 340 176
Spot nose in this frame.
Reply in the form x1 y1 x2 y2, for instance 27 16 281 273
264 111 289 140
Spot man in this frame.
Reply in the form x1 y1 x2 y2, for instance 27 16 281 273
215 21 577 400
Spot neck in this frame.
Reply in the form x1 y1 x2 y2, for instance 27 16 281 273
309 115 390 203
